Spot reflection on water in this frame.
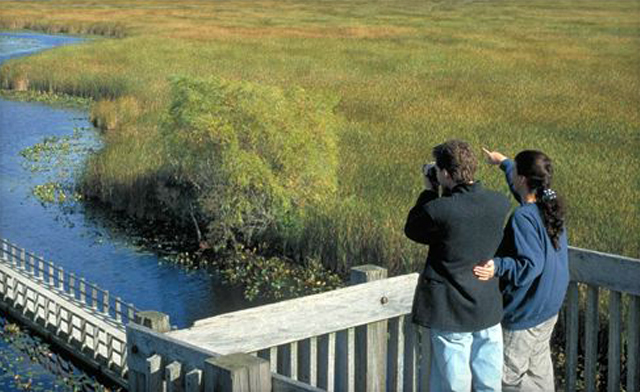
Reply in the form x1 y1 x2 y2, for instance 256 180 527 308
0 32 252 391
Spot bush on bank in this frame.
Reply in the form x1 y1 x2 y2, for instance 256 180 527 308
83 76 340 254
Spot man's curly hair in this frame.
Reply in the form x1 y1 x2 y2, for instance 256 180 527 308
433 140 477 184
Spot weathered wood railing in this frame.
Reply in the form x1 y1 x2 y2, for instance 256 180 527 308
0 239 138 324
564 247 640 392
0 238 140 389
130 247 640 392
128 265 430 392
2 236 638 391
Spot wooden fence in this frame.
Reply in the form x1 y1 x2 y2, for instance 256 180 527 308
0 238 139 389
1 236 639 392
126 265 420 392
131 248 640 392
564 247 640 392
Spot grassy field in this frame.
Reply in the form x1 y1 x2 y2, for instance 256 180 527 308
1 0 638 273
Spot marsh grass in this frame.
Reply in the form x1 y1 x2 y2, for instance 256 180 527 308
1 0 638 273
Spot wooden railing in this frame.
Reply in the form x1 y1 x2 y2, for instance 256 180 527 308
1 237 638 391
127 265 430 392
129 248 640 392
564 247 640 392
0 238 140 389
0 239 138 324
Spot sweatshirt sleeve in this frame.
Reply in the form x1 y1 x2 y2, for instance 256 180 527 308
493 210 545 287
404 189 440 245
500 159 522 205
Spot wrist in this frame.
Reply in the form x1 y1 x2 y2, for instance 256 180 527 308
499 159 511 171
493 258 502 276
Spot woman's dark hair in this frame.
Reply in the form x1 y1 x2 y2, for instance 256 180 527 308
515 150 566 249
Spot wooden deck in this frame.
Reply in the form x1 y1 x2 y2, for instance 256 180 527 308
2 236 639 392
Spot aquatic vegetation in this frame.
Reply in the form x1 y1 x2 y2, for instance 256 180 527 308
19 126 95 206
213 245 345 301
0 316 119 391
0 90 91 108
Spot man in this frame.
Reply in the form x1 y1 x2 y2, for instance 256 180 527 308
405 140 511 392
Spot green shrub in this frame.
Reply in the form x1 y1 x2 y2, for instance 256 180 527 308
161 76 339 250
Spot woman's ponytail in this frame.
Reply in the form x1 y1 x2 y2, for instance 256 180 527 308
515 151 566 250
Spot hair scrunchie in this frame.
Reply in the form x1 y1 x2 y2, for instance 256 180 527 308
541 188 557 202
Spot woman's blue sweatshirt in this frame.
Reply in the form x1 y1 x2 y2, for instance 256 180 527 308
494 159 569 330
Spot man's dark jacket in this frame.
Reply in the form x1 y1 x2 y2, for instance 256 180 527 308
405 182 511 332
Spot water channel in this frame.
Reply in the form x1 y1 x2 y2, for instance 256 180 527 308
0 32 251 390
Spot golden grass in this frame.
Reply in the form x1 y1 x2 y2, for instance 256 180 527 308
1 0 638 269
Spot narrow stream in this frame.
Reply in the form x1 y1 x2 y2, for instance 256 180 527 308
0 32 252 390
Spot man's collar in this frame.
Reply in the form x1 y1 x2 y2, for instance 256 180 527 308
450 181 480 194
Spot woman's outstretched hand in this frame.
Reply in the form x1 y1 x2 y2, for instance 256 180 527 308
482 147 508 166
473 259 496 281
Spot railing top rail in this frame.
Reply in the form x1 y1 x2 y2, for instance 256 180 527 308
167 273 418 355
167 247 640 356
568 246 640 295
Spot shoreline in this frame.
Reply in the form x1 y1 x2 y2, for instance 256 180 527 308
1 85 345 302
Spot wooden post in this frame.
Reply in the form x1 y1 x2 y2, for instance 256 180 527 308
317 332 336 392
335 328 355 392
1 240 8 262
79 278 87 304
128 311 172 391
204 353 270 392
20 248 26 269
298 337 317 385
146 354 164 392
350 265 388 285
584 285 599 392
608 291 621 392
128 303 136 325
58 266 64 291
628 295 640 392
387 316 405 392
38 258 44 281
115 298 123 322
351 265 388 392
48 262 55 286
185 369 203 392
277 343 296 378
137 310 171 333
417 326 431 392
403 316 417 392
166 361 183 392
10 246 17 266
565 282 579 392
91 286 98 310
68 273 76 299
103 290 110 316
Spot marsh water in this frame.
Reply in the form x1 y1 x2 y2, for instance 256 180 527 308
0 32 250 390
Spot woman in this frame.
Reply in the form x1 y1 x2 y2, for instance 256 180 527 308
474 148 569 392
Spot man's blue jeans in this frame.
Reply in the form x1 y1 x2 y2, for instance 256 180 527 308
430 323 503 392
